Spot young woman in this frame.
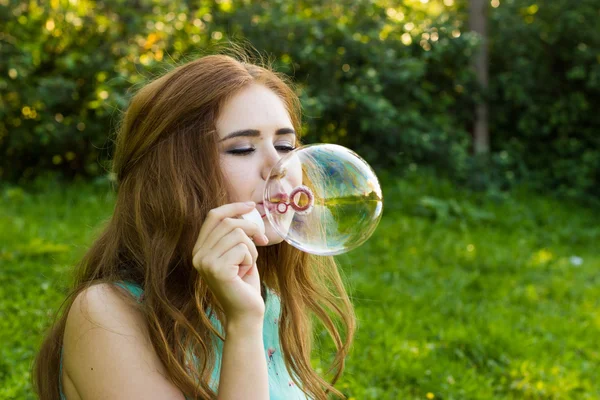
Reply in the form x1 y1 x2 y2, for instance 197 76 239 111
33 53 356 400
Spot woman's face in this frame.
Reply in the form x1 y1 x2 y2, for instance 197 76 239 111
216 84 301 246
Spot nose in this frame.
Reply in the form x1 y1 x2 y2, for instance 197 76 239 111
261 145 284 181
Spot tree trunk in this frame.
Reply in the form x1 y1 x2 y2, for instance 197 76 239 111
470 0 489 154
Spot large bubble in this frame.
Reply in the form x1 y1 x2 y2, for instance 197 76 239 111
263 143 383 255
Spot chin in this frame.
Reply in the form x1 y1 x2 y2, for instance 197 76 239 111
260 221 287 246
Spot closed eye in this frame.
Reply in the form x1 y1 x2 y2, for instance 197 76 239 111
277 146 296 153
227 148 254 155
227 146 296 156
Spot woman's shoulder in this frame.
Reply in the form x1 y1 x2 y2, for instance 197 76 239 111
63 282 150 367
68 281 145 319
62 282 182 398
64 282 149 350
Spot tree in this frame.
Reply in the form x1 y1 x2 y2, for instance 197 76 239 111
470 0 489 154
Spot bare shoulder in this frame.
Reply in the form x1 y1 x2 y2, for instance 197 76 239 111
62 283 185 400
64 283 147 348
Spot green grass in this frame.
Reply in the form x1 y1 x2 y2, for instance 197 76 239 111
1 171 598 399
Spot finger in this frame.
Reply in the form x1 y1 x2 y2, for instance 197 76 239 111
204 217 266 250
221 243 253 278
238 262 254 279
241 262 259 281
211 228 258 267
193 202 256 255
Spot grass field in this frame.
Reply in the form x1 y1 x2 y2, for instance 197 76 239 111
1 171 598 399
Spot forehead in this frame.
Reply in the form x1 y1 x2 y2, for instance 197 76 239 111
216 84 293 137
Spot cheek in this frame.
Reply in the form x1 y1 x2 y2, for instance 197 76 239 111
220 159 253 201
285 155 303 188
291 168 303 188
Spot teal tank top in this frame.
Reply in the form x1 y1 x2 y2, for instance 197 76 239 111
59 281 311 399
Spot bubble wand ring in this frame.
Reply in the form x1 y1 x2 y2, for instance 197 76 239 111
271 185 314 216
276 202 289 213
289 185 314 215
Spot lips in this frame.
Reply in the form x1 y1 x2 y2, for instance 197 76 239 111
258 192 289 217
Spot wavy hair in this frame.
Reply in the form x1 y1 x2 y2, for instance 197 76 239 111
32 50 356 400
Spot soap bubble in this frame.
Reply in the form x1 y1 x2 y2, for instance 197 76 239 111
263 143 383 255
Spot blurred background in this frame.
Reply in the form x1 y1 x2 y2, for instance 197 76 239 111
1 0 599 398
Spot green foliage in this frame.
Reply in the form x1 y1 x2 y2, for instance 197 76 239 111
0 0 216 181
485 0 600 199
1 172 599 398
0 0 475 183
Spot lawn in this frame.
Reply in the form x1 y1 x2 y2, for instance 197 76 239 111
1 170 598 399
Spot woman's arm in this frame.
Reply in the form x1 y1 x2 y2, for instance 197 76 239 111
217 318 268 400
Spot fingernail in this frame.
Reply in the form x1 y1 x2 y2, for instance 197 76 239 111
245 201 255 207
262 234 269 242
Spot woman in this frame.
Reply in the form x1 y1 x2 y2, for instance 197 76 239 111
33 52 356 399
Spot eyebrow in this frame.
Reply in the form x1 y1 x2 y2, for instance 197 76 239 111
219 128 296 142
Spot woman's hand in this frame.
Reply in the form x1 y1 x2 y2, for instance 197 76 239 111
192 202 269 324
